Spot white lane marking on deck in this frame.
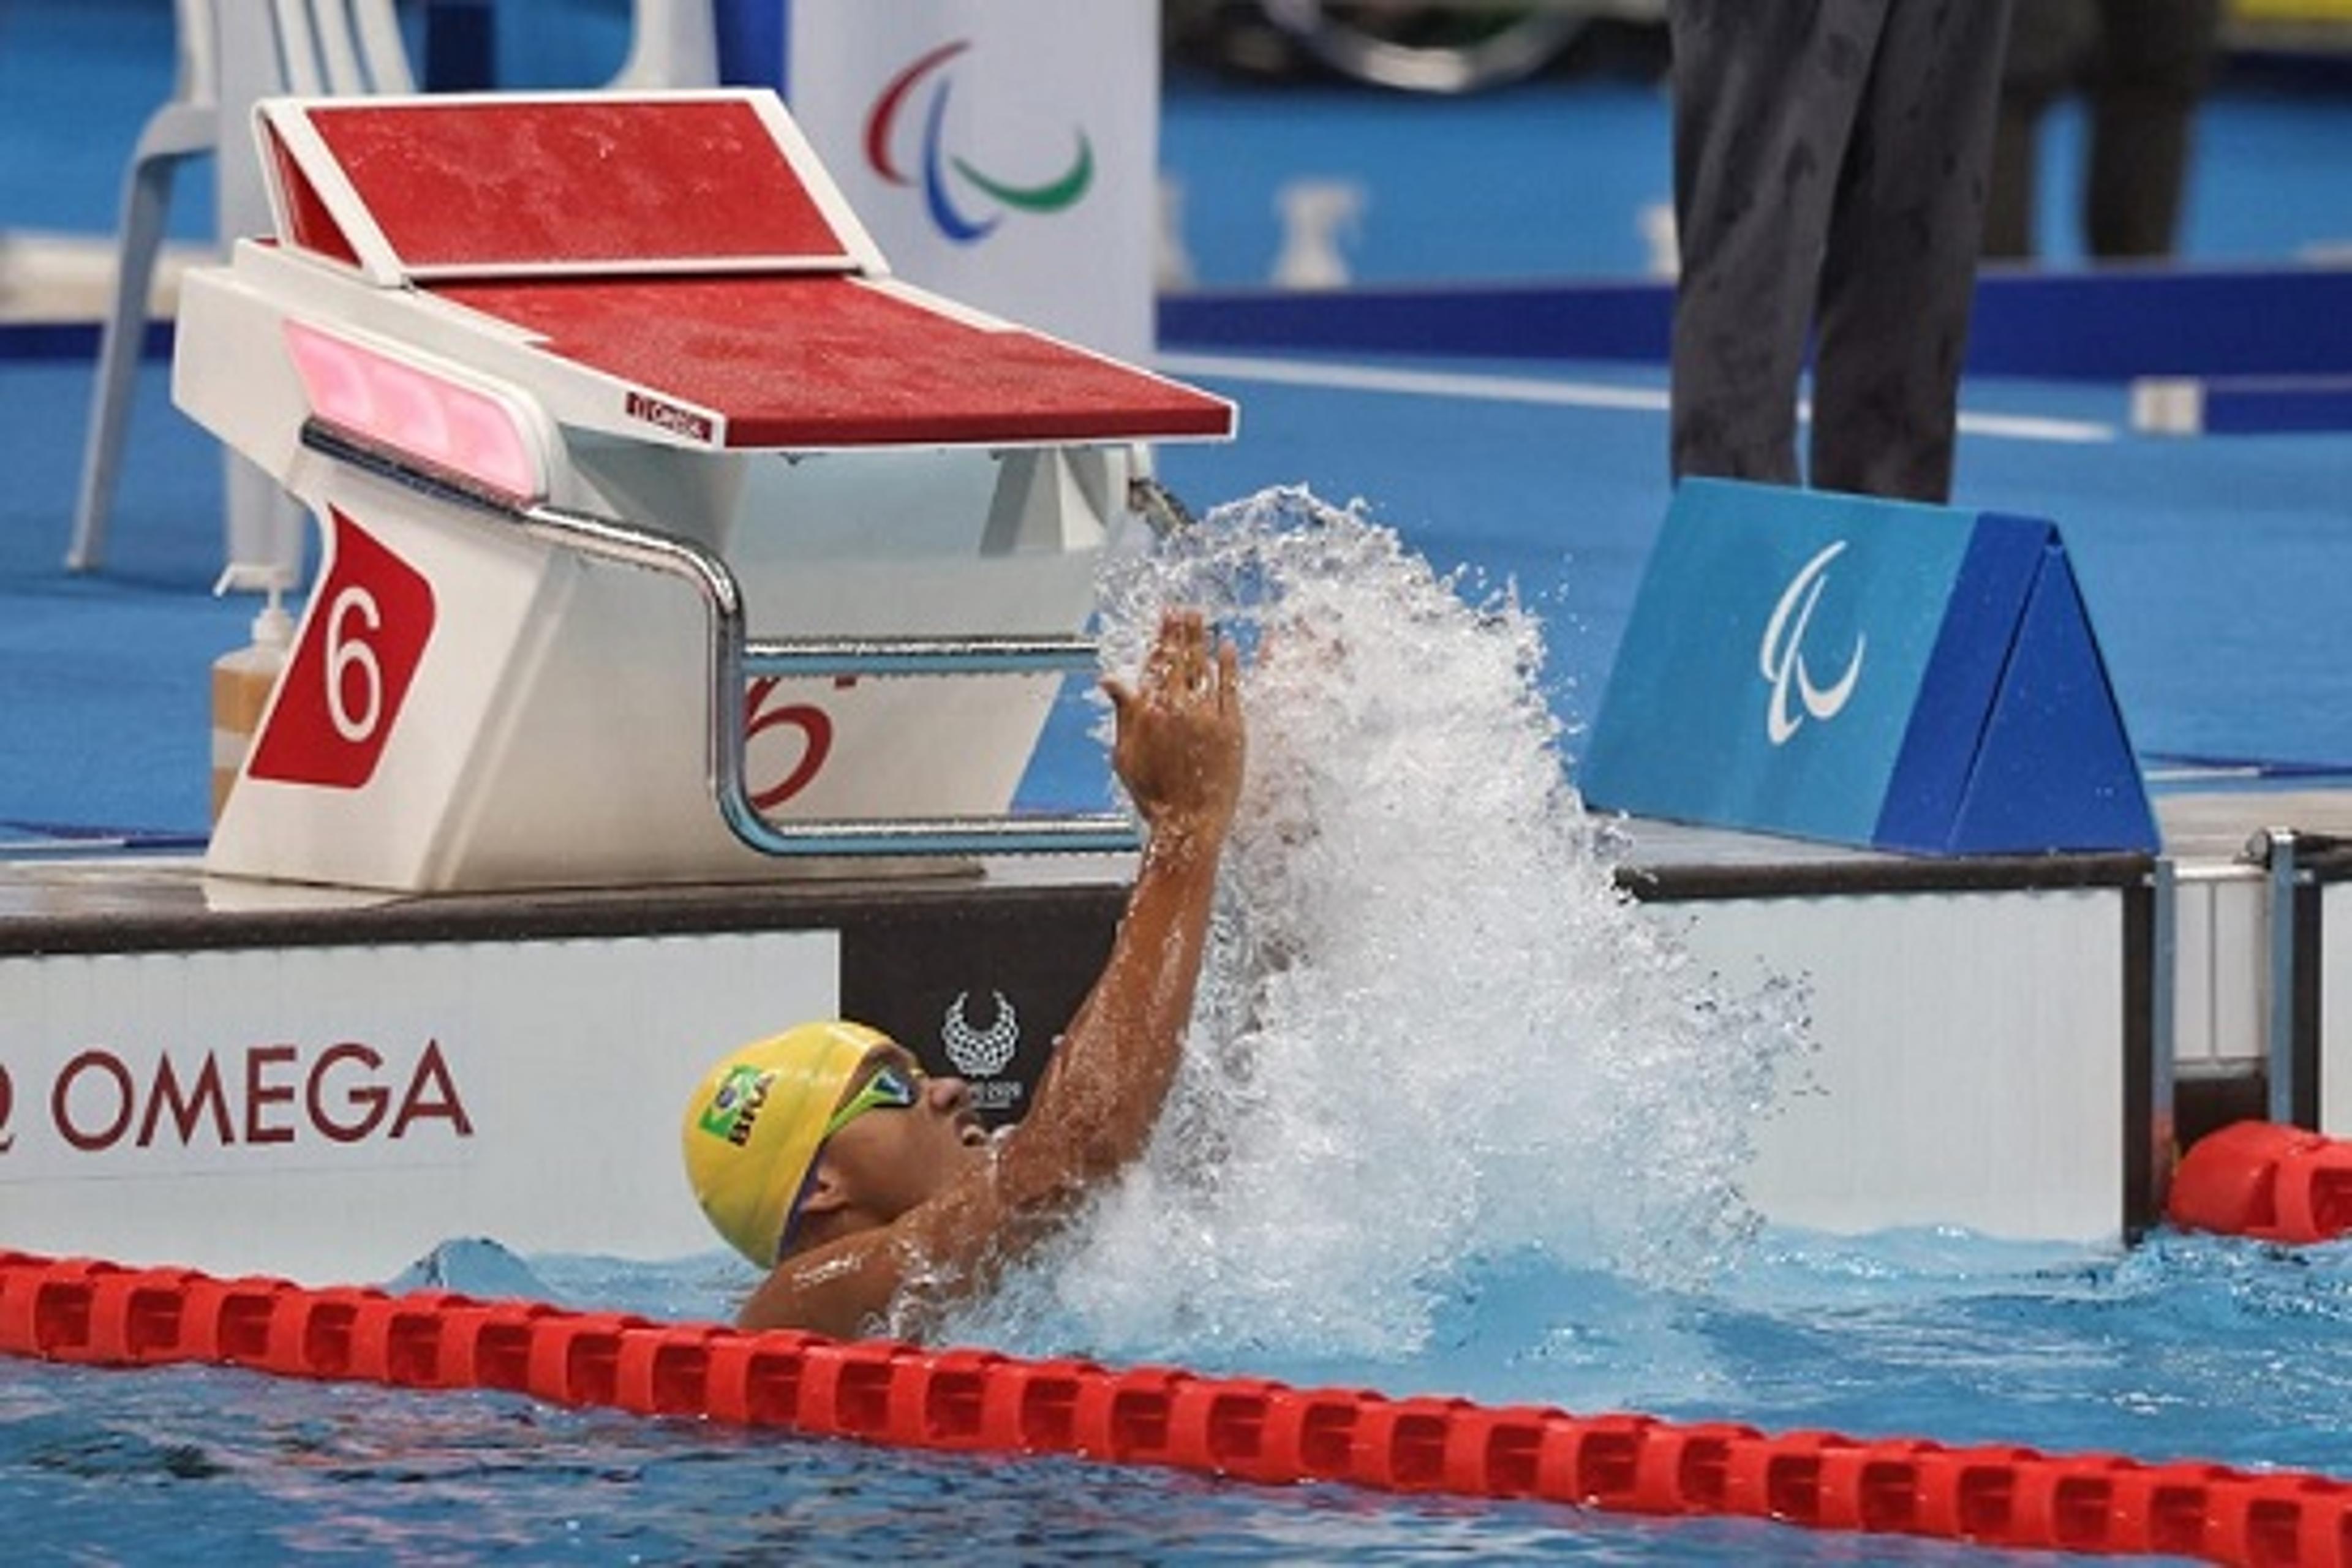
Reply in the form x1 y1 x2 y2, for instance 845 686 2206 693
1156 352 2117 445
1948 409 2117 443
1157 352 1668 412
2143 766 2264 784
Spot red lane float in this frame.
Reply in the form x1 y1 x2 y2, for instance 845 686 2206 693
1 1250 2346 1565
2169 1121 2352 1245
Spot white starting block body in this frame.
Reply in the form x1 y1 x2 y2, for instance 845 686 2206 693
173 92 1234 892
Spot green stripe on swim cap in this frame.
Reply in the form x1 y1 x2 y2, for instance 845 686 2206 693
680 1021 889 1268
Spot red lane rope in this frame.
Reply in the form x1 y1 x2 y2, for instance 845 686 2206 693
1 1248 2345 1566
2169 1121 2352 1245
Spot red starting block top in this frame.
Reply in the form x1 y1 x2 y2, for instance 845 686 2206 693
268 94 872 277
433 274 1234 449
252 92 1234 450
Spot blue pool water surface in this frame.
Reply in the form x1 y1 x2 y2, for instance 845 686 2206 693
7 1231 2352 1564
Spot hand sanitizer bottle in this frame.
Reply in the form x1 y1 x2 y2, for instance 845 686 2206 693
211 565 296 822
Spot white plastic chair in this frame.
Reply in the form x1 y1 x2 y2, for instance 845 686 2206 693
66 0 224 572
269 0 417 96
69 0 719 574
69 0 413 573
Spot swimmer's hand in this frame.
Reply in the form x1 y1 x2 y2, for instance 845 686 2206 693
1104 609 1244 846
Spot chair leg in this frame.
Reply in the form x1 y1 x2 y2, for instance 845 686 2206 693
69 155 186 573
223 453 308 582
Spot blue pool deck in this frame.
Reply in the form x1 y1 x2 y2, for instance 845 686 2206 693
6 6 2352 845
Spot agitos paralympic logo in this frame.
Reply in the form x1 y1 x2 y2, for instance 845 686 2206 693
862 40 1095 244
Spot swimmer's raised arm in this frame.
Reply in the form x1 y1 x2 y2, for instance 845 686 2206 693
731 609 1244 1337
990 609 1243 1216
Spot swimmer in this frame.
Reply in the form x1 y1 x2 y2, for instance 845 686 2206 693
680 609 1245 1338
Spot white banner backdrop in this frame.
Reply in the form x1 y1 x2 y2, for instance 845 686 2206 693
781 1 1159 361
0 932 836 1283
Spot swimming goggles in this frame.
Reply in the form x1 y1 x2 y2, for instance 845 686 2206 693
774 1063 927 1261
820 1063 922 1142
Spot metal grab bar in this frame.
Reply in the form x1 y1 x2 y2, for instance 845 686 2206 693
300 421 1140 858
747 636 1103 679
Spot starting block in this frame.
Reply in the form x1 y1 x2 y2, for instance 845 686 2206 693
173 91 1234 892
1580 480 2158 856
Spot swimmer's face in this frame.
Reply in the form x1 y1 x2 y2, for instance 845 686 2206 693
816 1042 990 1226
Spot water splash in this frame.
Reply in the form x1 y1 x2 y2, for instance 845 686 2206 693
950 488 1803 1364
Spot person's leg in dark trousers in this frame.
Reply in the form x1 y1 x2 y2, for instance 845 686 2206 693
1985 0 2098 259
2085 0 2222 258
1811 0 2015 503
1667 0 1871 489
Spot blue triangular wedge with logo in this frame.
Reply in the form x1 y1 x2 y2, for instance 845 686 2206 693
1580 480 2157 856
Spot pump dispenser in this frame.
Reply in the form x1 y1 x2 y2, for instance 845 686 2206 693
211 564 296 822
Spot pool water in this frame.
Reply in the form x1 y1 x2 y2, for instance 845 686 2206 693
7 1232 2352 1564
9 492 2350 1562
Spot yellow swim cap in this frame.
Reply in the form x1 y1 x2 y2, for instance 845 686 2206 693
680 1020 890 1268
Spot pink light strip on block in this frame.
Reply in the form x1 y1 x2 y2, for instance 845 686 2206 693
285 320 548 502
